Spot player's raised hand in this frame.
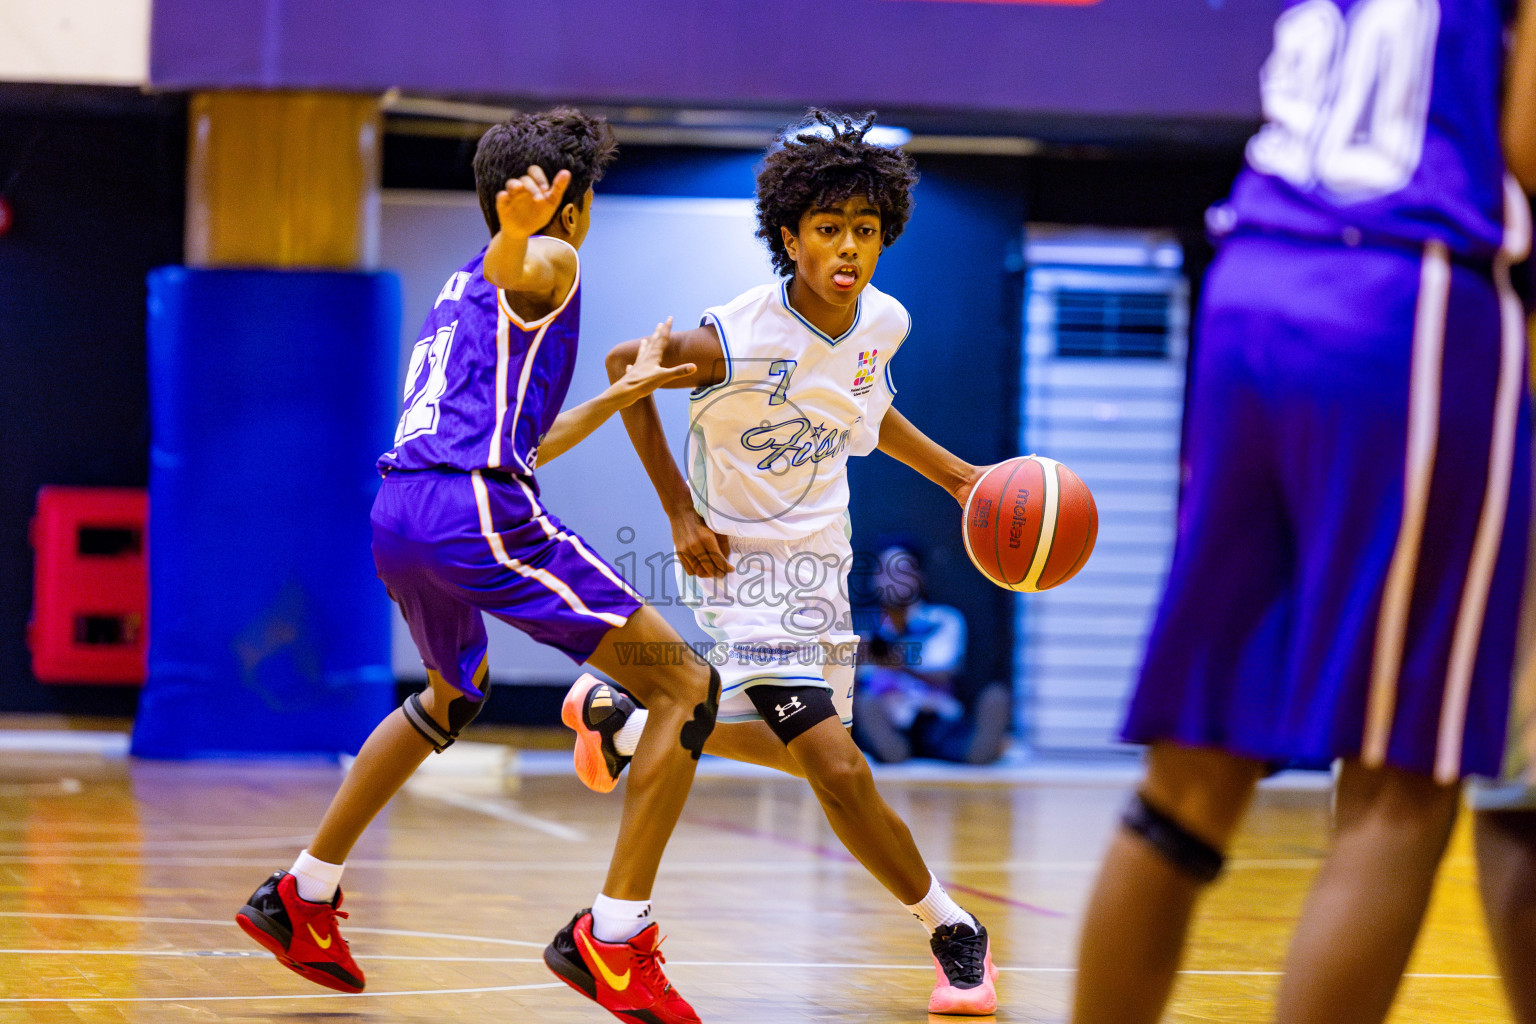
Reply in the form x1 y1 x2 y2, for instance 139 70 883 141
614 318 696 405
495 165 571 237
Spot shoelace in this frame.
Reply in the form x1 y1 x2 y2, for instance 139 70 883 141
934 928 985 986
632 936 675 993
315 905 352 948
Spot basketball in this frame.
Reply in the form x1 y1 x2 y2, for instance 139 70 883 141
961 455 1098 592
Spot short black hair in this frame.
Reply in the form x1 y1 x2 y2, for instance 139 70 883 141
472 107 618 237
755 110 919 277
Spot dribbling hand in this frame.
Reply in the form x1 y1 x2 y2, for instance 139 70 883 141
495 165 571 237
952 463 990 506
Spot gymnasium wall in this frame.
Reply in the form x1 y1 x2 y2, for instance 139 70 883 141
0 91 186 714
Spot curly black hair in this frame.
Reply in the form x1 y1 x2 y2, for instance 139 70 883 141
472 107 618 237
755 110 919 278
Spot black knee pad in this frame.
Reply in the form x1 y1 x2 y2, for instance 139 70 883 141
401 680 491 753
747 683 838 745
678 666 721 760
1121 791 1226 883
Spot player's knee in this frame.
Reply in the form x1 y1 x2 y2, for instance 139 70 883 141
805 746 872 810
401 682 492 753
1121 791 1227 883
676 665 721 761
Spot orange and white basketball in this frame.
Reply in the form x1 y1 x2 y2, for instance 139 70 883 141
961 455 1098 592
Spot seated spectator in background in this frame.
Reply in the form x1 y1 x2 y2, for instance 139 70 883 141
854 542 1010 765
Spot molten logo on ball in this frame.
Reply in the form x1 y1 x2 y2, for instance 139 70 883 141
962 456 1097 592
1007 489 1030 549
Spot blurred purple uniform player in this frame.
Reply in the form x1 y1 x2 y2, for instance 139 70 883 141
1129 0 1531 782
1073 3 1534 1024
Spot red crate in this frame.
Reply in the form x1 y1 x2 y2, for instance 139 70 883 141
28 486 148 684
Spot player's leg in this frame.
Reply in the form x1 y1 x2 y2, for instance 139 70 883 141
540 605 715 1024
424 473 715 1023
1074 240 1293 1023
581 604 716 903
307 662 484 864
703 720 806 775
1070 742 1262 1024
757 678 997 1015
1271 760 1459 1024
1475 808 1536 1023
236 506 495 994
1269 246 1530 1024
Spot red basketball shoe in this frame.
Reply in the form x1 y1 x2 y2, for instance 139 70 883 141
563 673 636 794
928 920 998 1015
236 870 364 993
544 909 700 1024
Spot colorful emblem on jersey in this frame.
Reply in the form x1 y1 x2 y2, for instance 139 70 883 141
852 350 879 395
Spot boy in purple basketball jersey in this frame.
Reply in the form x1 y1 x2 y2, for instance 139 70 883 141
1472 3 1536 1021
1072 2 1535 1023
235 110 720 1024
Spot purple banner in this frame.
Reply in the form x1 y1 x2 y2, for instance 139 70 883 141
150 0 1278 123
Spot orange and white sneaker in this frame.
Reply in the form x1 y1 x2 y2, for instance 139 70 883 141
544 909 701 1024
928 920 998 1015
563 673 637 794
236 870 364 993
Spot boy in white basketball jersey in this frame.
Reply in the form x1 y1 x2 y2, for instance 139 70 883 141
565 111 1000 1015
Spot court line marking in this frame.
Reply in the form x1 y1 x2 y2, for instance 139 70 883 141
0 778 81 796
0 949 1501 983
0 855 1326 870
0 982 566 1003
410 788 585 841
0 834 314 852
0 912 545 948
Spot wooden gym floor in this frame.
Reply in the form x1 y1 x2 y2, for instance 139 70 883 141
0 717 1516 1023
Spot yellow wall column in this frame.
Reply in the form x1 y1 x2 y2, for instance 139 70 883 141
185 91 381 269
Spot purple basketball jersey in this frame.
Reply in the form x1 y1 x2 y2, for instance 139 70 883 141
379 243 581 479
1213 0 1514 260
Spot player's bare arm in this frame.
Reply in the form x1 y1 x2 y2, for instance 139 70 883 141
1506 0 1536 188
536 319 696 463
483 165 577 305
606 322 735 578
877 407 984 506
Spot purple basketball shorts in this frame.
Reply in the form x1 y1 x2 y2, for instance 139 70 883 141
370 468 642 698
1123 234 1530 782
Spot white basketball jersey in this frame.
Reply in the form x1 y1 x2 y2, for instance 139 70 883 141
686 281 909 541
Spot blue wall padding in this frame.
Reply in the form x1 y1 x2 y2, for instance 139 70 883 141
133 268 401 758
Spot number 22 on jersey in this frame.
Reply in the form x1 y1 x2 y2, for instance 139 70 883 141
1247 0 1439 202
395 320 457 444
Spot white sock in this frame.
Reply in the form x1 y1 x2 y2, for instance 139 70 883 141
290 850 345 904
613 710 648 757
904 874 976 935
591 894 652 943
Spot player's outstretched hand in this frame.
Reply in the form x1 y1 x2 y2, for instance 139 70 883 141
495 165 572 238
671 507 733 578
614 318 696 405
